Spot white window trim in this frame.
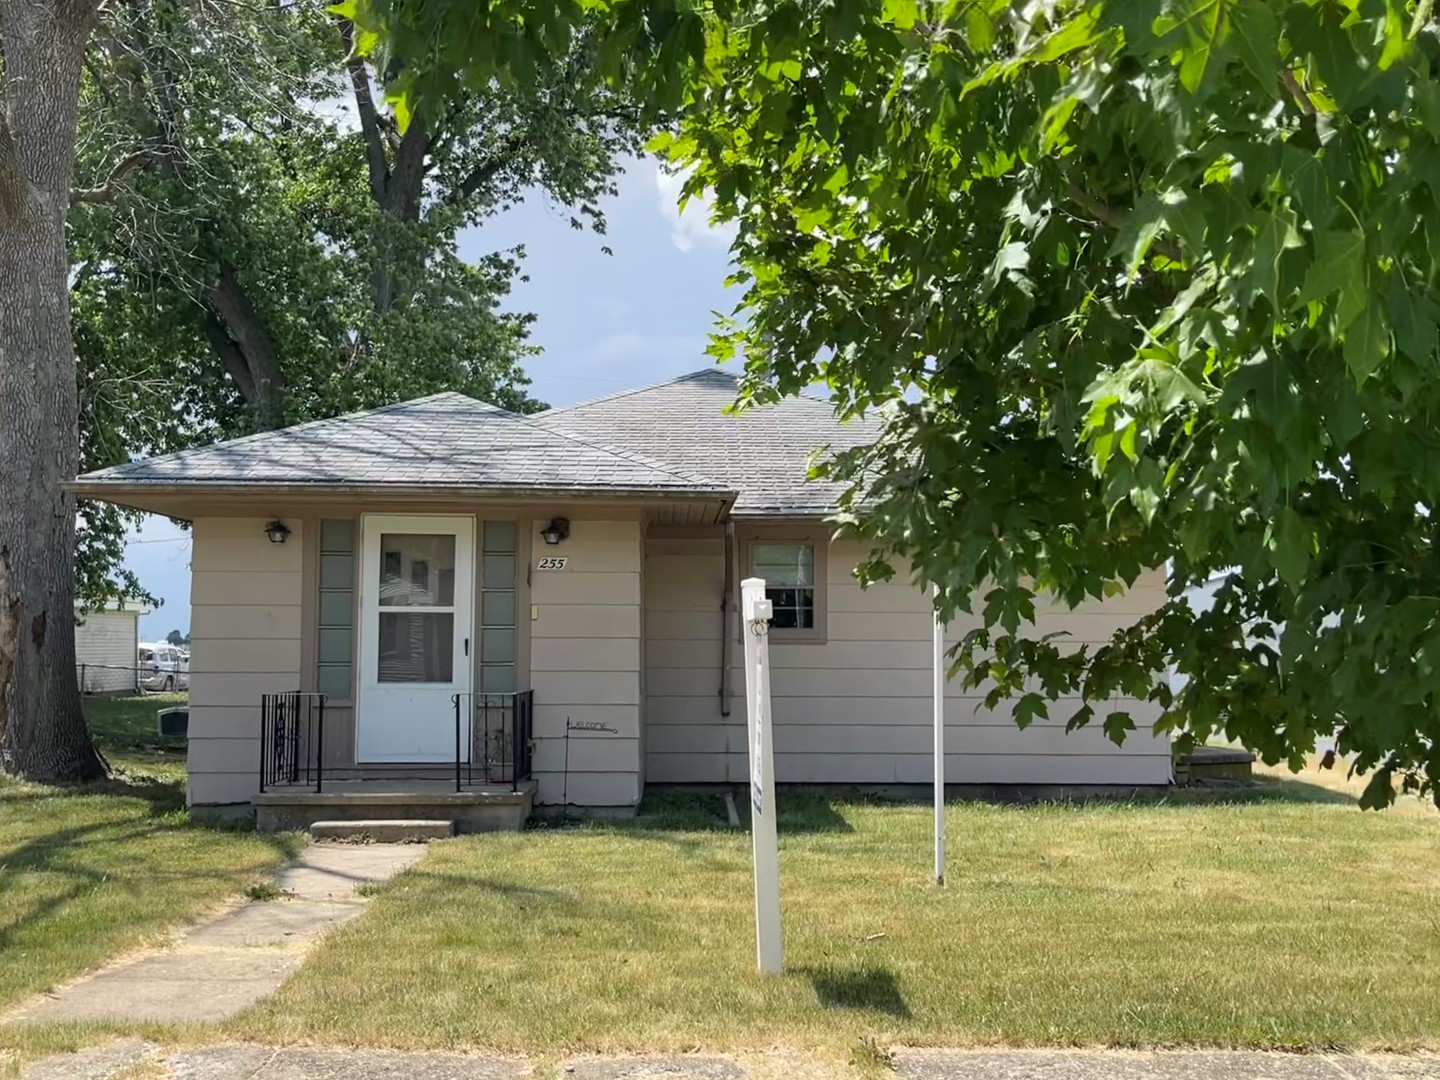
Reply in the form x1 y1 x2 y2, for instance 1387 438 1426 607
742 534 828 643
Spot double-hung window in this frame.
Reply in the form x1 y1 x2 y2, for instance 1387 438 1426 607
750 540 825 640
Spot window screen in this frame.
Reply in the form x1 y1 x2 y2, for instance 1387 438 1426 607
752 542 816 630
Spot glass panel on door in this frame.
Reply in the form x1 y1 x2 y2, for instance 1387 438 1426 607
378 534 456 607
377 612 455 683
375 533 457 684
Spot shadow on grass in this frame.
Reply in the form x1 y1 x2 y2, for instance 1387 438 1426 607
0 776 301 961
390 869 581 905
0 773 184 817
630 789 856 834
1149 775 1356 808
801 964 912 1017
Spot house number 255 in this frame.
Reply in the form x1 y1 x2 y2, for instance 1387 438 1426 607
536 556 568 570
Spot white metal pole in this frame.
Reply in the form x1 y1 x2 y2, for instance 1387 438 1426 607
740 577 783 973
933 583 946 887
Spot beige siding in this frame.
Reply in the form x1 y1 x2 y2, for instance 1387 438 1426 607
186 509 647 809
183 506 1165 809
188 518 303 806
644 530 731 782
530 518 643 808
644 533 1170 787
75 611 140 693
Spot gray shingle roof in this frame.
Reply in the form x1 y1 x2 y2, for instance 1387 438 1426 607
75 393 728 496
535 370 877 515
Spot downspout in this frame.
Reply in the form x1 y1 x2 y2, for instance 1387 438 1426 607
720 521 735 718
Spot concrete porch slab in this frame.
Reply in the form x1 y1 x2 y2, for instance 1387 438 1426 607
309 819 456 842
255 782 535 833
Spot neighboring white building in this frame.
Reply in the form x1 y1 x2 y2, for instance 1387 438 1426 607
75 602 150 694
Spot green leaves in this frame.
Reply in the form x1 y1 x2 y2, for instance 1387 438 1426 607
1229 1 1280 86
983 241 1031 296
1291 231 1391 382
1246 206 1302 302
1167 0 1235 92
1113 192 1168 280
73 0 651 600
365 0 1440 806
1269 506 1313 589
1014 692 1048 729
1102 710 1136 747
1132 351 1206 413
1342 300 1391 384
882 0 920 31
1296 230 1365 313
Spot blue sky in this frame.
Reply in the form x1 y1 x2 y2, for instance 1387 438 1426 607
126 158 736 639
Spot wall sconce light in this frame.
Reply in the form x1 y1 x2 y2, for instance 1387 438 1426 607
264 520 291 544
540 517 570 546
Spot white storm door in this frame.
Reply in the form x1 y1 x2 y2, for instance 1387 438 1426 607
357 515 474 762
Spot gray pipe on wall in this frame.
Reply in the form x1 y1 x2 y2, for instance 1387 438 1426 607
720 521 734 718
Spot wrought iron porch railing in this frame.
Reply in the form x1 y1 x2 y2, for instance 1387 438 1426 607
452 690 534 792
259 691 326 792
258 689 534 794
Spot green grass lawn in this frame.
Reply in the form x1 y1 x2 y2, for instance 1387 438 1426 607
0 695 298 1015
240 780 1440 1055
85 692 188 780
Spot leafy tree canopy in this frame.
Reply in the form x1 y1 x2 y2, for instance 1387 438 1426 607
368 0 1440 807
72 0 647 606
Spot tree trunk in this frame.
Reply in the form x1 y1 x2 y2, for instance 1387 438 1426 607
0 0 107 781
210 263 287 429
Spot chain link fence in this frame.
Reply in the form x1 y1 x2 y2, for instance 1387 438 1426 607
76 662 190 696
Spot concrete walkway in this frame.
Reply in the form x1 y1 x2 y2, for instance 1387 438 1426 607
6 843 425 1026
17 1044 1440 1080
894 1050 1440 1079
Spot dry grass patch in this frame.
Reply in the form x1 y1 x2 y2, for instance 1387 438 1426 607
238 777 1440 1055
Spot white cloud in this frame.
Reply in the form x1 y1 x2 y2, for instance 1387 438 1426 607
654 164 737 253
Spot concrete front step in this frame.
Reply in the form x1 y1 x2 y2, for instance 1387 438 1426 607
255 780 537 833
309 819 455 843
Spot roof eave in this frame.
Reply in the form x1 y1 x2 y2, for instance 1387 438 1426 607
67 478 738 519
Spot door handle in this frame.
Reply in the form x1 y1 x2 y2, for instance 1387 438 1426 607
464 637 470 657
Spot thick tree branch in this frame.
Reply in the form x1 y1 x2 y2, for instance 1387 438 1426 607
441 104 643 210
209 264 286 428
1280 68 1317 116
337 18 389 204
1064 182 1183 263
445 129 534 207
200 312 258 403
384 119 429 219
70 149 149 205
372 117 431 313
59 0 107 33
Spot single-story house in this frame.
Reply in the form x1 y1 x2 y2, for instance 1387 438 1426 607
68 370 1168 824
75 600 150 694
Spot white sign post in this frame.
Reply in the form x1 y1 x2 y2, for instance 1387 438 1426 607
932 583 946 887
740 577 783 974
